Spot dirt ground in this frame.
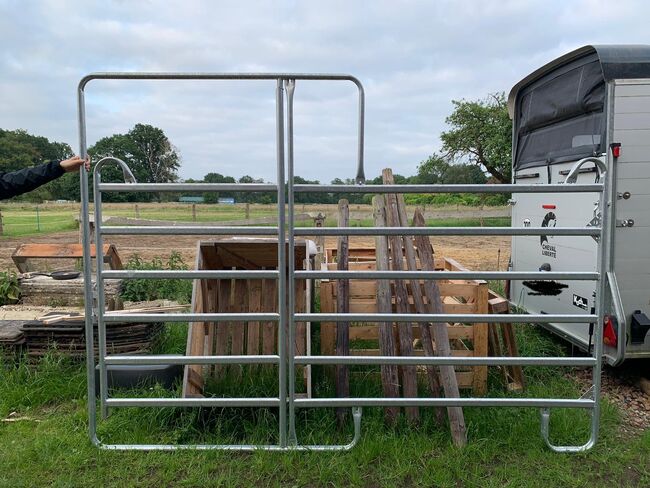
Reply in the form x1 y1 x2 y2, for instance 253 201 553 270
0 231 511 272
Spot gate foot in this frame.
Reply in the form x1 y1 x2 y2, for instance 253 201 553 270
539 403 597 453
296 407 362 451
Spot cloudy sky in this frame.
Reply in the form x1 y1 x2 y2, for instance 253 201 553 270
1 0 649 183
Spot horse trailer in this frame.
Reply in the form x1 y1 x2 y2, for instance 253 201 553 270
508 45 650 365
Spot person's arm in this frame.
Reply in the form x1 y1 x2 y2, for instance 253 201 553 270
0 156 90 200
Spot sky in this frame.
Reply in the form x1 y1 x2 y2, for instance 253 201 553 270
1 0 649 183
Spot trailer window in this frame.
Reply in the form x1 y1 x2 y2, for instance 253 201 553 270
514 59 606 170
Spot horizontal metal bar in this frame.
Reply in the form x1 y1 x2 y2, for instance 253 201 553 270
105 355 280 365
297 313 597 323
103 313 280 323
101 226 278 236
294 356 597 366
99 183 277 192
106 398 280 408
293 184 603 194
294 227 601 236
97 183 603 194
82 72 362 86
296 270 599 281
103 270 279 280
294 398 595 408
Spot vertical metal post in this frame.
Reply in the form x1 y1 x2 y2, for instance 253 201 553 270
77 86 98 444
285 78 297 445
36 206 41 232
93 172 109 419
275 78 288 448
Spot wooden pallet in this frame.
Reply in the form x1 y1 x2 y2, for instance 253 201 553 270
319 255 490 395
12 243 122 273
182 239 312 398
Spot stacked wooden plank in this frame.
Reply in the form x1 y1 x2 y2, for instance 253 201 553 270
21 312 163 358
0 320 26 348
19 276 122 307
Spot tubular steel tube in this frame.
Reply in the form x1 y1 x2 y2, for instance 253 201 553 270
99 183 277 192
107 398 281 408
276 78 288 448
103 270 279 280
78 87 98 444
295 270 599 281
293 183 603 193
298 313 597 324
97 182 602 194
101 226 279 236
103 313 280 323
285 78 298 445
295 227 601 237
294 398 595 408
105 355 281 366
98 408 362 452
294 356 597 367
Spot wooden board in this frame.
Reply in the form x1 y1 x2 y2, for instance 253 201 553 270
12 243 122 272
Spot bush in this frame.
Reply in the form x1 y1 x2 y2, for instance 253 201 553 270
0 270 20 305
120 252 192 304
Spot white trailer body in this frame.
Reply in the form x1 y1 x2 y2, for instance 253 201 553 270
508 45 650 364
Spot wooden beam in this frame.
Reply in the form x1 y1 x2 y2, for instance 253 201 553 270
372 195 401 425
230 280 248 378
215 278 232 376
413 209 467 447
394 189 445 425
183 243 206 398
473 283 489 395
247 279 263 357
261 278 277 356
382 169 419 424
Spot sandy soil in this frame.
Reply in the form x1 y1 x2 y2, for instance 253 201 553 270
0 231 511 272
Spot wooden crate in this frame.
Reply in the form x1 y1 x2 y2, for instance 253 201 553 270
319 255 489 395
182 238 312 397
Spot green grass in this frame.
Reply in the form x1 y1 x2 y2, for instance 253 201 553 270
0 202 510 238
1 324 648 487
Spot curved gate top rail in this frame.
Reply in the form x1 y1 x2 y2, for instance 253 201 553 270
78 72 611 452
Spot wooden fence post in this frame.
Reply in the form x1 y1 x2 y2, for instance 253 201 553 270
135 204 140 218
245 203 250 219
0 210 3 236
192 204 197 222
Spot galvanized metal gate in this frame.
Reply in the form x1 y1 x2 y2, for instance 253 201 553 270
79 73 610 452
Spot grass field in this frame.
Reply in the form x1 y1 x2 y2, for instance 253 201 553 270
0 202 509 237
1 323 648 487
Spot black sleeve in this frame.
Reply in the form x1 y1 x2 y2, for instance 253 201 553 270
0 161 65 200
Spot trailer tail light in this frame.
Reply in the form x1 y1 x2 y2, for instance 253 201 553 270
542 204 556 209
610 142 621 158
603 315 618 347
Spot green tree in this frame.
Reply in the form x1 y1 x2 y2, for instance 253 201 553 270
415 153 450 184
442 163 487 184
89 124 180 202
202 172 236 203
440 92 512 183
0 128 74 202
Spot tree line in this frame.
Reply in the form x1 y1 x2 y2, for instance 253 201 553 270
1 92 511 205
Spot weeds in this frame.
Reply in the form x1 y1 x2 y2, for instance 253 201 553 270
119 251 192 303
